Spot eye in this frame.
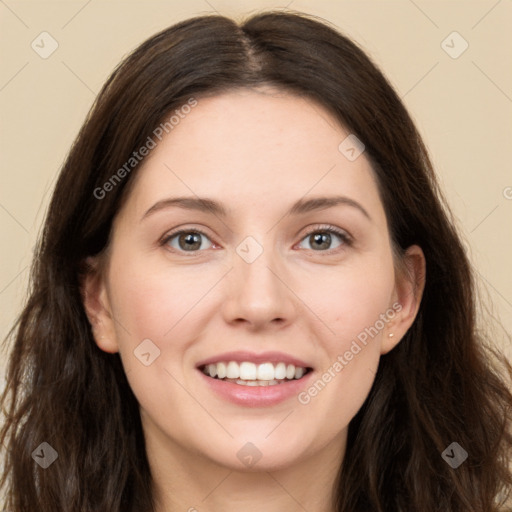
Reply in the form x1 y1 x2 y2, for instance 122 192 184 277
161 224 352 255
162 228 214 253
297 225 352 252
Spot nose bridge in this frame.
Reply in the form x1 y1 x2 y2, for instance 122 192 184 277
222 232 295 327
235 233 283 299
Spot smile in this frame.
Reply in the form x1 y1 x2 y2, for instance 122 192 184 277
200 361 312 386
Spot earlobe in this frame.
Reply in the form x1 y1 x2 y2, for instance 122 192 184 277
381 331 399 354
381 245 426 354
80 256 119 354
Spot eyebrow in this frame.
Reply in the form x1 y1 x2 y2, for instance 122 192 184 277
141 195 372 221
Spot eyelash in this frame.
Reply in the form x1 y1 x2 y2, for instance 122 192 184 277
160 224 353 256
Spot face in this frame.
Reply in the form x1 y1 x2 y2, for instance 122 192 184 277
84 88 424 473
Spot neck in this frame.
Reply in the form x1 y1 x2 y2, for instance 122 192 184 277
146 425 346 512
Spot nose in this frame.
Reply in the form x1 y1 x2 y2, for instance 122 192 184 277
221 239 297 331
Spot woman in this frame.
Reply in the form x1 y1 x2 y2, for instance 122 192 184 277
1 10 511 512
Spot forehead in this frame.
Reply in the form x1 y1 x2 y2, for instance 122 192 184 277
118 88 386 226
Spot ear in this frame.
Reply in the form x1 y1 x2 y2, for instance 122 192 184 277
381 244 426 354
80 256 119 354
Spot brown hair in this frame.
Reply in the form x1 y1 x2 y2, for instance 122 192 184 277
1 10 511 512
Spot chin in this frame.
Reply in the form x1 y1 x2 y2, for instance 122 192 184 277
202 435 312 473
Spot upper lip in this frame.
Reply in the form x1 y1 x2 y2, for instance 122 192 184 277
196 350 313 369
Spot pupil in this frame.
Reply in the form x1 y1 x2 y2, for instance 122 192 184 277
312 233 330 249
180 232 201 250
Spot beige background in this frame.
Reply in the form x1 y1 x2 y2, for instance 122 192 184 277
0 0 511 500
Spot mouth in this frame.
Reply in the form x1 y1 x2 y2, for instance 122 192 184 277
195 351 315 406
198 361 314 387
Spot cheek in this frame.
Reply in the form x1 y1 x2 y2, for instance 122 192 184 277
105 258 219 421
303 254 395 345
106 255 224 367
295 256 394 424
110 270 178 342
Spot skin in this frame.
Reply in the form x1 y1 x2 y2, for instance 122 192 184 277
83 87 426 512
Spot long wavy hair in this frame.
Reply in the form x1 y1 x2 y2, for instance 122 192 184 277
1 10 511 512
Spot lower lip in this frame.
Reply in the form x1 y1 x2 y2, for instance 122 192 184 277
197 369 315 407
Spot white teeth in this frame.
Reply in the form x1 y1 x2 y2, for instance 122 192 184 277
201 360 309 383
230 378 284 386
239 362 257 380
257 362 275 380
274 362 286 380
226 361 239 379
216 362 227 379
